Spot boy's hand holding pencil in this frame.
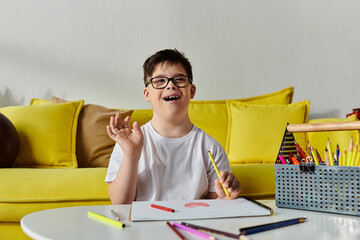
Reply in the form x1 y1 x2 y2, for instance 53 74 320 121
208 151 241 199
215 171 242 199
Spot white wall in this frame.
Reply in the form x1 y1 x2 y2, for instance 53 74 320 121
1 0 359 119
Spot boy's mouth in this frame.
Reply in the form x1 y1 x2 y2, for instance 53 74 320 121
163 95 180 102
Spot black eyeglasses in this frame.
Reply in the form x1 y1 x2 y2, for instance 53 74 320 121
145 76 192 89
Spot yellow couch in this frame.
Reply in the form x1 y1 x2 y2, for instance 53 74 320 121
1 87 358 239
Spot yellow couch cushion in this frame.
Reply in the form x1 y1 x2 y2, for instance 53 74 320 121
226 100 310 164
231 163 275 198
129 109 153 127
189 87 294 149
0 101 84 168
0 223 29 240
306 114 360 162
0 168 110 222
29 98 51 105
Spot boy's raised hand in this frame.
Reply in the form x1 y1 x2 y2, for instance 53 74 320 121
215 171 241 199
106 112 144 159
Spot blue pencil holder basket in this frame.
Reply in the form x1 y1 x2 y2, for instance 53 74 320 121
275 164 360 216
275 121 360 216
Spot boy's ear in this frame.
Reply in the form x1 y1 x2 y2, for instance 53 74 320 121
190 84 196 99
143 87 151 102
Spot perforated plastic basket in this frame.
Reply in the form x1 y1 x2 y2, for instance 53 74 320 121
275 164 360 216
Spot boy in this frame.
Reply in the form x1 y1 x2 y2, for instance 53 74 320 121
105 49 241 204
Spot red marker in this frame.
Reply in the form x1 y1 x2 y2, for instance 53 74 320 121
150 204 175 212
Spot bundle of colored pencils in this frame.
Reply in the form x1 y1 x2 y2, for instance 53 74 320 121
312 137 359 167
279 137 360 167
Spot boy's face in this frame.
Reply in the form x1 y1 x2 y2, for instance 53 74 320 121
143 61 196 119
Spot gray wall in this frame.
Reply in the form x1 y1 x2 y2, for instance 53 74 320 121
1 0 359 119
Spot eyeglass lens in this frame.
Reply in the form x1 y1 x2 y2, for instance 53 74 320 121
151 76 190 89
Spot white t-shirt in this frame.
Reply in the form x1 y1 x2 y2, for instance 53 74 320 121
105 122 231 201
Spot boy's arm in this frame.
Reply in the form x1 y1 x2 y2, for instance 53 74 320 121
108 155 139 204
106 112 144 204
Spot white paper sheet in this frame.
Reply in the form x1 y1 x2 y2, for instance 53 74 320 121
130 198 272 221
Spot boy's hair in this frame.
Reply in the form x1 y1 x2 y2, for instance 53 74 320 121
143 49 193 86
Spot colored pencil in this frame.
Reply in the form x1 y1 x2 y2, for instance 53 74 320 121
111 209 121 221
324 148 330 166
338 151 343 166
336 144 340 165
294 141 307 162
355 148 360 166
316 149 323 164
311 146 319 165
347 137 353 166
327 139 334 166
279 155 287 164
351 143 358 166
166 222 187 240
181 222 240 239
173 222 216 240
87 211 125 228
308 141 312 159
239 217 306 235
150 204 175 212
291 157 300 165
208 151 231 199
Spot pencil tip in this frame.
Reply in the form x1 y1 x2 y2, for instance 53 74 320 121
239 235 250 240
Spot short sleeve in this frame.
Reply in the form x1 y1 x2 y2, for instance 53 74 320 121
105 143 123 183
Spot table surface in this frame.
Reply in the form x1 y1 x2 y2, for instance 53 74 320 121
21 200 360 240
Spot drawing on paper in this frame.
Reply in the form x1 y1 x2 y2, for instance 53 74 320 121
184 202 210 208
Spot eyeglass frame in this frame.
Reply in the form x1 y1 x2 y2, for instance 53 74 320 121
145 75 193 89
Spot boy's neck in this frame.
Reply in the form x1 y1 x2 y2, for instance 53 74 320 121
150 114 193 138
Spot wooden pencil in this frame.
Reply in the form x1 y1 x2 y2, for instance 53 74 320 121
324 148 330 166
166 222 187 240
347 137 353 166
181 222 240 239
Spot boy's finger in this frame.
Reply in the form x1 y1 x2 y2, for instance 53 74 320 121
229 178 240 192
110 116 117 130
132 121 142 133
123 115 131 129
106 125 114 138
223 173 235 188
214 179 226 198
219 171 228 183
115 112 122 128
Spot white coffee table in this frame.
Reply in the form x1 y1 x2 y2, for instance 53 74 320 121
21 200 360 240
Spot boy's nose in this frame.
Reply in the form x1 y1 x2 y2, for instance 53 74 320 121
166 80 178 89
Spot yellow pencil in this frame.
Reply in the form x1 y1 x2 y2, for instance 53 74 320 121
355 148 360 167
327 139 334 166
343 150 347 166
338 151 343 166
347 137 353 166
87 211 125 228
208 151 231 200
311 146 319 165
324 148 330 166
350 143 358 167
